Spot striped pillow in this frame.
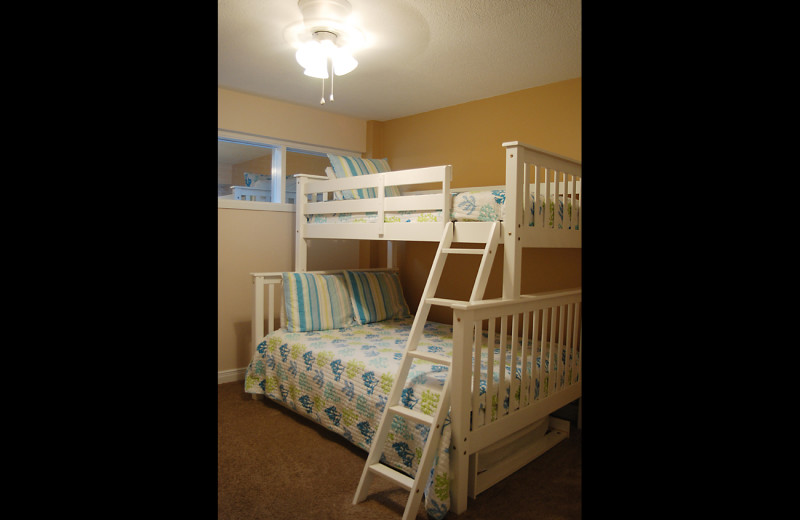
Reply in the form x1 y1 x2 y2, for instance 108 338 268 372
361 157 402 197
324 167 343 200
344 270 410 324
282 272 355 332
326 154 402 200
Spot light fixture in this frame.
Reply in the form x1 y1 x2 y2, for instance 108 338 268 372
291 0 364 105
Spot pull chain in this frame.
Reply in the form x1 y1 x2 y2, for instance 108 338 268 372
329 58 334 102
318 58 338 105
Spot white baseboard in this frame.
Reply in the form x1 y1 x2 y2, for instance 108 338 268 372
218 368 247 384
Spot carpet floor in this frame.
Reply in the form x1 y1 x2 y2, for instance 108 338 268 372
218 380 581 519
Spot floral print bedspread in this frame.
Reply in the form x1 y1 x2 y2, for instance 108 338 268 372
245 318 454 518
306 189 578 228
244 317 578 518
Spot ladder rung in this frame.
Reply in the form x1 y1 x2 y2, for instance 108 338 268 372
368 463 414 490
442 248 484 255
425 297 463 308
389 404 434 425
408 350 451 365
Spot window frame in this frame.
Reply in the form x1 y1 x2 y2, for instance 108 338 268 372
217 130 360 212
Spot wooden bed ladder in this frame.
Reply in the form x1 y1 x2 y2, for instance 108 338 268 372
353 220 500 520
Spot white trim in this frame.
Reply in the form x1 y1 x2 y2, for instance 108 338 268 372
218 129 361 156
271 145 287 203
217 199 296 212
218 367 247 384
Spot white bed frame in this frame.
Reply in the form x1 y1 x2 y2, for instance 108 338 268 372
251 141 582 516
294 141 580 298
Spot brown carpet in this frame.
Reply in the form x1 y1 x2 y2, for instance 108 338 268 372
218 381 581 519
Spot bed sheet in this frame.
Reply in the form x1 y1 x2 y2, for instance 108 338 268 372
244 317 578 519
306 189 579 229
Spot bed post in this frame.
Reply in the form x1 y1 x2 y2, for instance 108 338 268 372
503 143 524 299
252 275 265 360
295 175 308 271
449 306 473 515
386 241 398 269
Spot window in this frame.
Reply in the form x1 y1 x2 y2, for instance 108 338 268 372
218 131 359 210
217 139 274 199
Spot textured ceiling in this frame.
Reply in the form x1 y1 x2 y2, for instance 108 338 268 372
218 0 581 121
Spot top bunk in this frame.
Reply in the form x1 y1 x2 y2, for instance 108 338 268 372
295 141 581 247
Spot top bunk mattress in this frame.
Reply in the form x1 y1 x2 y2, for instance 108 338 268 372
307 188 579 228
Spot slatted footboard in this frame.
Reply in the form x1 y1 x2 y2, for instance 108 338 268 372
503 142 581 298
504 141 582 248
251 271 582 513
447 288 582 513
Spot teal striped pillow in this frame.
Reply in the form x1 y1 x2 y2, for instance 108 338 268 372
282 272 355 332
326 154 402 199
344 270 410 324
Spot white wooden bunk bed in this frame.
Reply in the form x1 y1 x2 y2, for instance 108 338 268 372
245 141 582 519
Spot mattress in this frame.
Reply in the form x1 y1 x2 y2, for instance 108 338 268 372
244 317 578 519
306 188 579 228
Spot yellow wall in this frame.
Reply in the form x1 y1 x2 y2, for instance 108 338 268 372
370 79 581 187
218 209 294 372
218 208 361 372
218 78 581 374
218 88 367 153
218 88 366 376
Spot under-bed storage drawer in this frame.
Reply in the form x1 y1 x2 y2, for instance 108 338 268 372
469 415 570 498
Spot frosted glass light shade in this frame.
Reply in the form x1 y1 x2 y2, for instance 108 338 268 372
296 41 328 78
332 49 357 75
296 38 357 78
303 66 329 79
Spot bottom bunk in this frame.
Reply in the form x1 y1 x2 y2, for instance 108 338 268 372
245 318 454 517
246 270 582 518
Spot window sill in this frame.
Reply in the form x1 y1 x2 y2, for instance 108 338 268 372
217 199 295 212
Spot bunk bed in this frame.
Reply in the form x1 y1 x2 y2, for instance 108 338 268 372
244 141 582 519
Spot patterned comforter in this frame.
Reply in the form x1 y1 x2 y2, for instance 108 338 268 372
244 317 577 519
306 189 578 228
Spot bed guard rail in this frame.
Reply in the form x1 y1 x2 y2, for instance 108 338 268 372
441 288 582 504
294 164 452 243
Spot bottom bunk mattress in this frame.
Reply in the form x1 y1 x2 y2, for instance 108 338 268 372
244 317 577 519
